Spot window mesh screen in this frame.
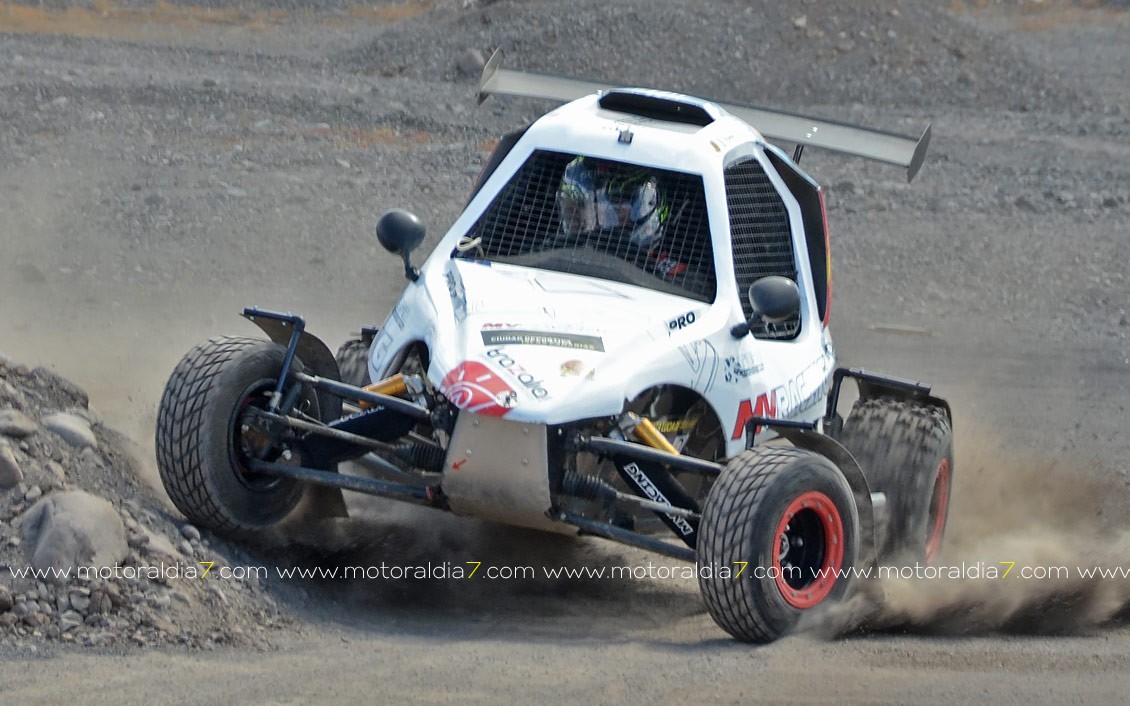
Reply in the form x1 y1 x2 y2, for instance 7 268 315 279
458 150 716 302
724 157 799 339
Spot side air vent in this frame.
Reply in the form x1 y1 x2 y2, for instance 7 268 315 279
724 156 799 340
597 90 715 128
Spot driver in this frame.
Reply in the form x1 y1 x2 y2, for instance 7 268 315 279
555 156 686 281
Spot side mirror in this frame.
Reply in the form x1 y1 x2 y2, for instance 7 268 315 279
376 209 426 281
730 276 801 338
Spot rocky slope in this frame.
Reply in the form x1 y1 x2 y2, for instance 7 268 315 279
0 354 288 649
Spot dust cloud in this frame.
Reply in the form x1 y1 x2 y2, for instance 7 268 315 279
253 494 702 629
810 434 1130 637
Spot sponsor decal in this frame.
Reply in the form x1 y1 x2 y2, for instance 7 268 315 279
623 462 695 537
389 302 408 329
723 354 763 383
652 418 700 434
480 330 605 352
730 355 834 439
667 311 697 332
730 394 778 440
371 332 392 368
560 359 585 377
439 361 516 417
484 348 550 399
445 270 467 322
713 131 741 150
679 340 719 392
654 417 700 451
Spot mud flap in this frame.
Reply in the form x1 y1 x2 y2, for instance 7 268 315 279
242 310 352 520
774 426 877 570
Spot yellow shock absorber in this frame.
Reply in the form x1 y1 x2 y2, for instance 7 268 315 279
633 417 680 455
357 374 407 408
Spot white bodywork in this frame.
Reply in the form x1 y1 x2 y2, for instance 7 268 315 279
368 91 836 463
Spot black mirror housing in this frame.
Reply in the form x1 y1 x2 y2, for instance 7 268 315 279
377 209 426 254
732 276 801 338
748 276 801 324
376 209 426 281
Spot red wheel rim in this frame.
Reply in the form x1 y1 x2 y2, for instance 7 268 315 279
924 458 951 565
771 491 845 609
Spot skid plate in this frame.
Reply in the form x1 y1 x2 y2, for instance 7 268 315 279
442 414 567 533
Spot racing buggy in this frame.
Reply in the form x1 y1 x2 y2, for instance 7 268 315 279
155 52 953 643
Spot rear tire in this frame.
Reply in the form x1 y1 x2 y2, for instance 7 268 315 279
155 336 320 535
335 338 371 388
838 398 953 565
698 446 860 643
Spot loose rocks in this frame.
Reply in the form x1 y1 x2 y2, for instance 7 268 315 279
20 491 128 575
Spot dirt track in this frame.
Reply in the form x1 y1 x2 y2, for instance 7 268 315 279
2 0 1129 702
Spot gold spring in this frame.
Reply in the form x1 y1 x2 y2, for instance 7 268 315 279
632 417 680 455
357 373 407 409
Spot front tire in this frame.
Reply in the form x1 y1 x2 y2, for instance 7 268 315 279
155 336 320 535
698 446 860 643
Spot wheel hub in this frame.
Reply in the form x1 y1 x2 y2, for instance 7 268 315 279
230 384 299 489
771 491 845 609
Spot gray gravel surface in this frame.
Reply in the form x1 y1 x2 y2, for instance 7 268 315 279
1 0 1129 702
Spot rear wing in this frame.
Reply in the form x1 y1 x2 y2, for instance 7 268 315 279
478 50 931 182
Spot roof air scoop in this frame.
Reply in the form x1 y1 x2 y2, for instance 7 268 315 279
597 90 716 127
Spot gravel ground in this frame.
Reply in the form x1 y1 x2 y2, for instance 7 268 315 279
1 0 1129 702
